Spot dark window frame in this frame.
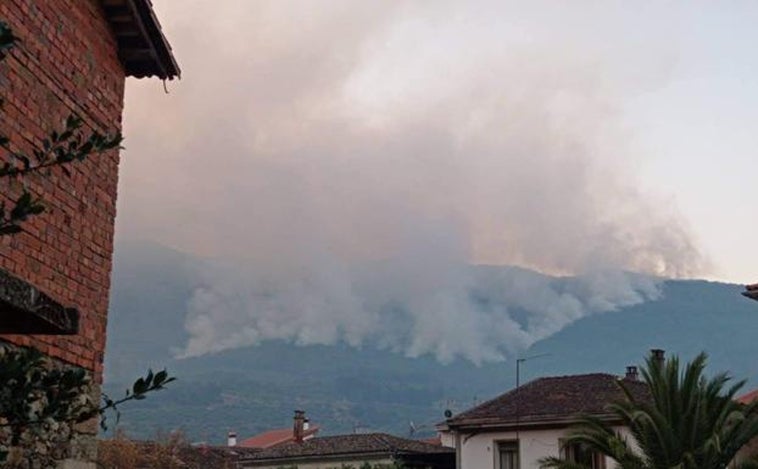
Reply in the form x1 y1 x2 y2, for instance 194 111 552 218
560 439 606 469
496 439 520 469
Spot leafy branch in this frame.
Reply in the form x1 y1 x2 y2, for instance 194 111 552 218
98 369 176 431
0 115 123 178
0 347 175 429
0 21 122 236
0 346 175 464
0 19 175 467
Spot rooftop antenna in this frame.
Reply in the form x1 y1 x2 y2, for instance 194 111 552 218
407 418 441 438
441 398 459 421
515 353 550 441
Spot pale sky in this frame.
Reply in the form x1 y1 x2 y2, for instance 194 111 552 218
119 1 758 284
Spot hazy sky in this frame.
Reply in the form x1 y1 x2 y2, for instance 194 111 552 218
112 1 758 360
119 0 758 284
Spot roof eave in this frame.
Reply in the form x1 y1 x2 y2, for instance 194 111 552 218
241 450 397 465
242 449 452 466
101 0 180 80
444 413 622 432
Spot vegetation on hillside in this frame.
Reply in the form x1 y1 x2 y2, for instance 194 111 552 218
105 243 758 443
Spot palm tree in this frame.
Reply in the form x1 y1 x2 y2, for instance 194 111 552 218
540 352 758 469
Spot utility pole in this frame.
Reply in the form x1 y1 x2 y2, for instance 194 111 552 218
515 353 550 442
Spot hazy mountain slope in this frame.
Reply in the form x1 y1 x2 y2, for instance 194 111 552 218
524 279 758 385
105 240 197 381
104 241 758 444
106 342 508 443
104 242 509 441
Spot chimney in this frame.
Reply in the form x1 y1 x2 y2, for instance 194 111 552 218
651 349 665 369
293 410 305 443
303 418 310 431
227 431 237 447
625 365 639 381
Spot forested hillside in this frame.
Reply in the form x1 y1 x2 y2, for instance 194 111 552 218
104 242 758 443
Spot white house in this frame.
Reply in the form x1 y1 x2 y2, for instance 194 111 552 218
437 369 650 469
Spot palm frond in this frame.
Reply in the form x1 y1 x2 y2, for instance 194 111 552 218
551 351 758 469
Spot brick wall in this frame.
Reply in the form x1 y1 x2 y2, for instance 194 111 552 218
0 0 125 379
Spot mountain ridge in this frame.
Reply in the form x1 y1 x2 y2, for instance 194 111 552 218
104 241 757 443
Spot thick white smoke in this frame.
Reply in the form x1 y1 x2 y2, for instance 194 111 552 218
180 261 662 363
120 1 705 362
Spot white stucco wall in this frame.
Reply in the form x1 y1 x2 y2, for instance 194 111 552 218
441 426 633 469
461 428 562 469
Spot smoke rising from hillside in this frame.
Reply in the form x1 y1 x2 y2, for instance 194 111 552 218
120 1 705 361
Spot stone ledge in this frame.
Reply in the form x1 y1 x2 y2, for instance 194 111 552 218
0 268 79 334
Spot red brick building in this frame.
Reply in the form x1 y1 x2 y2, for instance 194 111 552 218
0 0 178 464
0 0 178 370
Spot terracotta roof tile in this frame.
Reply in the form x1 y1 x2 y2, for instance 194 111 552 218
238 426 320 449
446 373 651 428
737 388 758 405
421 435 442 446
241 433 453 462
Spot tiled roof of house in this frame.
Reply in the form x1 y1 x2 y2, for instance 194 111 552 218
238 426 320 448
420 435 442 446
737 388 758 405
100 0 180 79
240 433 453 462
446 373 651 428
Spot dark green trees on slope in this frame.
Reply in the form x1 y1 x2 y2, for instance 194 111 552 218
541 353 758 469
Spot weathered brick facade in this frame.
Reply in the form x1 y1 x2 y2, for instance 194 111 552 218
0 1 177 466
0 0 126 377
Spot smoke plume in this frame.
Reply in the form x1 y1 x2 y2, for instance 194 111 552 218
119 0 705 362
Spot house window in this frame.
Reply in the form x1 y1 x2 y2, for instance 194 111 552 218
498 441 519 469
562 441 606 469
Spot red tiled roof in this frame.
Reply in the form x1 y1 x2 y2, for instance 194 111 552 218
445 373 651 429
738 388 758 405
420 435 442 446
240 433 453 463
238 426 320 449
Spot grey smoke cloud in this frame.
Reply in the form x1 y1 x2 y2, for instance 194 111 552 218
119 1 705 362
180 262 661 363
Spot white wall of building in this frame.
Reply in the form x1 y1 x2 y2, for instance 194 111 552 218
441 426 633 469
